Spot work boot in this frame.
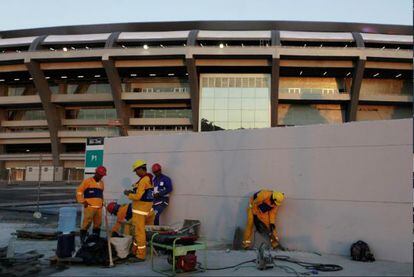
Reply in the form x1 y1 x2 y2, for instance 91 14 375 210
128 257 145 263
80 230 88 245
92 228 100 238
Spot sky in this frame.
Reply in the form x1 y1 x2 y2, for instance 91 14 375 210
0 0 412 31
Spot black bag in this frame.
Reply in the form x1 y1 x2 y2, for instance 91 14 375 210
350 240 375 262
56 233 75 258
75 234 112 265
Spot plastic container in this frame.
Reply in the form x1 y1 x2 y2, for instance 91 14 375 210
57 207 77 234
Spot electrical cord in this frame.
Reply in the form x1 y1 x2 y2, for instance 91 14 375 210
195 253 343 273
273 255 343 272
197 259 256 271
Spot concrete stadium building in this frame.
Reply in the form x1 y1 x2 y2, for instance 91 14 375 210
0 21 412 182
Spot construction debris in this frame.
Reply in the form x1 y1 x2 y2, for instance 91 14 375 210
16 228 60 240
0 249 43 277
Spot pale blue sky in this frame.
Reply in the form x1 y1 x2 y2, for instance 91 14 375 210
0 0 412 31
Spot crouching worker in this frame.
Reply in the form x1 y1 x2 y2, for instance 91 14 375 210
76 166 107 245
124 160 155 262
106 202 133 237
242 190 285 250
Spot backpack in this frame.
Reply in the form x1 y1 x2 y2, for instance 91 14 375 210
350 240 375 262
75 234 115 265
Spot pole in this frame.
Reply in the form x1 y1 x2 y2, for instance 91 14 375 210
104 204 115 267
33 154 42 219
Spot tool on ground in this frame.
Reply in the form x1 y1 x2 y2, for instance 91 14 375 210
104 205 114 267
256 243 274 270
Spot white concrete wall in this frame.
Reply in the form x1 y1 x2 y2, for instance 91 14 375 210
103 119 413 263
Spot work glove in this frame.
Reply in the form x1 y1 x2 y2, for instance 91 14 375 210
83 201 89 208
123 189 131 196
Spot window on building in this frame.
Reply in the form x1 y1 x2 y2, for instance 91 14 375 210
137 109 192 119
199 74 271 131
22 110 46 120
75 108 117 120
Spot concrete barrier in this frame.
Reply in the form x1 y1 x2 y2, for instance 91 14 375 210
103 119 413 263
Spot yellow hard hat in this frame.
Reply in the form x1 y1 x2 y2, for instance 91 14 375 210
131 160 146 171
272 191 285 206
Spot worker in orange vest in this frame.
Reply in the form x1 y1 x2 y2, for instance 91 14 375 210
123 160 155 262
242 190 285 249
76 166 107 244
106 202 133 237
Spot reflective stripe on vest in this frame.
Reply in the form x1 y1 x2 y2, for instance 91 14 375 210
137 245 146 249
132 209 149 216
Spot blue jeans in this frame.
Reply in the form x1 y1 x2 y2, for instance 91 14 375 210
153 203 168 225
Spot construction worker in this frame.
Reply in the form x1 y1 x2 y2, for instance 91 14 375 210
124 160 154 262
242 190 285 250
76 166 107 244
106 202 133 237
151 163 173 225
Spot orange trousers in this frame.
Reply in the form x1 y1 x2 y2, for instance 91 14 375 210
131 210 155 259
81 206 102 231
242 204 279 249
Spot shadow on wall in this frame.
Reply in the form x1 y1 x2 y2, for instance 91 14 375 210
282 105 328 126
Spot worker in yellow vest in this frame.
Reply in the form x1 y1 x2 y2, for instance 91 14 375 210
242 190 285 249
123 160 155 262
76 166 107 244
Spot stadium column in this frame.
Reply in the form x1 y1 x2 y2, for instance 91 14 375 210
347 57 366 122
103 32 129 136
185 56 199 132
270 56 281 127
102 57 129 136
186 30 200 132
0 85 6 173
25 59 63 168
270 30 281 127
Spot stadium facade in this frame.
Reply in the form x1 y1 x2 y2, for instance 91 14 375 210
0 21 412 181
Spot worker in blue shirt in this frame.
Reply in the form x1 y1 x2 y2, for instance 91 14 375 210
151 163 173 225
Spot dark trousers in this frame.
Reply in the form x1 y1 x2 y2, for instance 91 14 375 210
153 203 168 225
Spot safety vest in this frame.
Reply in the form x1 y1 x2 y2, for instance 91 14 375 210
76 177 104 208
252 190 276 214
128 173 154 216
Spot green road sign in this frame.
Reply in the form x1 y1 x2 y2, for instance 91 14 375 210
85 150 104 168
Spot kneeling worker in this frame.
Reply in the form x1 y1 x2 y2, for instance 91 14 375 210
151 163 173 225
106 202 133 237
76 166 107 244
124 160 154 262
242 189 285 249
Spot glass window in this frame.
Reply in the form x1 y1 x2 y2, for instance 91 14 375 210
22 110 46 120
200 74 271 131
141 109 192 119
76 109 117 120
7 86 25 96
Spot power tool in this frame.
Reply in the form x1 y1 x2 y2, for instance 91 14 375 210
256 243 274 270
